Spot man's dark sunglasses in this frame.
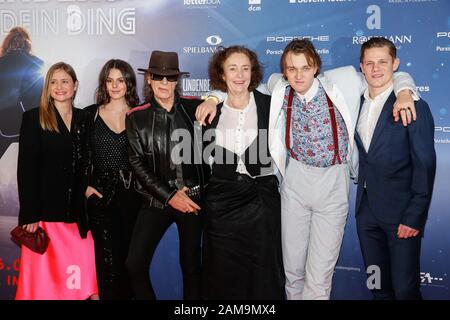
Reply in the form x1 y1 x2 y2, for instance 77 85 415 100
151 74 178 82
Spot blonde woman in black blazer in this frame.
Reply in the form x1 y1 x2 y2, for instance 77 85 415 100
16 62 98 300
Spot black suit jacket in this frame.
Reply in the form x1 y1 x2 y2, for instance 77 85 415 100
17 107 89 237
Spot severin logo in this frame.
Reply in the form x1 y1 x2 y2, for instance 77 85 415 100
206 35 222 46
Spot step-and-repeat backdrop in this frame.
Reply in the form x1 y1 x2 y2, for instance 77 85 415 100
0 0 448 300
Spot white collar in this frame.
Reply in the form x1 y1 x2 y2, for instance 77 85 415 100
295 78 319 103
363 84 394 102
223 92 255 113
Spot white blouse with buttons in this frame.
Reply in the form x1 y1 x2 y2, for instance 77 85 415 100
215 92 258 176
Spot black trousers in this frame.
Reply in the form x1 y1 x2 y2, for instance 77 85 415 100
125 201 203 300
356 190 422 300
88 184 141 300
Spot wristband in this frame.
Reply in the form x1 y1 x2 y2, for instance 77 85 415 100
205 95 220 104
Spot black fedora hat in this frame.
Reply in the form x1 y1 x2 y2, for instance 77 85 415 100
138 50 190 77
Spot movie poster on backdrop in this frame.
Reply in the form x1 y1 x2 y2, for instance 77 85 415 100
0 0 449 300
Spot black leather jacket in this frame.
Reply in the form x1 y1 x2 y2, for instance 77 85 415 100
125 96 209 206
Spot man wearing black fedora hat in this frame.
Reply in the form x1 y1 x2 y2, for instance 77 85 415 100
125 50 209 300
137 50 190 77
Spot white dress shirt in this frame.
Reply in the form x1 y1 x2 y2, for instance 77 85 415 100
357 85 394 152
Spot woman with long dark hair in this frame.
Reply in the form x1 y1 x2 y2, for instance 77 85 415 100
83 59 141 299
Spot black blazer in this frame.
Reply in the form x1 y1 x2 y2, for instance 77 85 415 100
81 103 101 186
355 93 436 232
17 107 89 238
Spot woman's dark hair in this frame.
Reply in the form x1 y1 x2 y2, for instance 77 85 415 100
208 45 263 92
96 59 139 107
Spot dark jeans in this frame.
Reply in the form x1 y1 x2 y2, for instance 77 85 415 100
89 184 141 300
125 201 203 300
356 190 422 300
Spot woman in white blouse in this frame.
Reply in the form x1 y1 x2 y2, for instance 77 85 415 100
201 46 284 300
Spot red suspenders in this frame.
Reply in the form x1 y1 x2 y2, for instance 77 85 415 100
285 88 298 161
326 94 342 165
285 87 342 165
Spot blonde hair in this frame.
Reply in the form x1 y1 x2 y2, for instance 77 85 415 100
39 62 78 132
